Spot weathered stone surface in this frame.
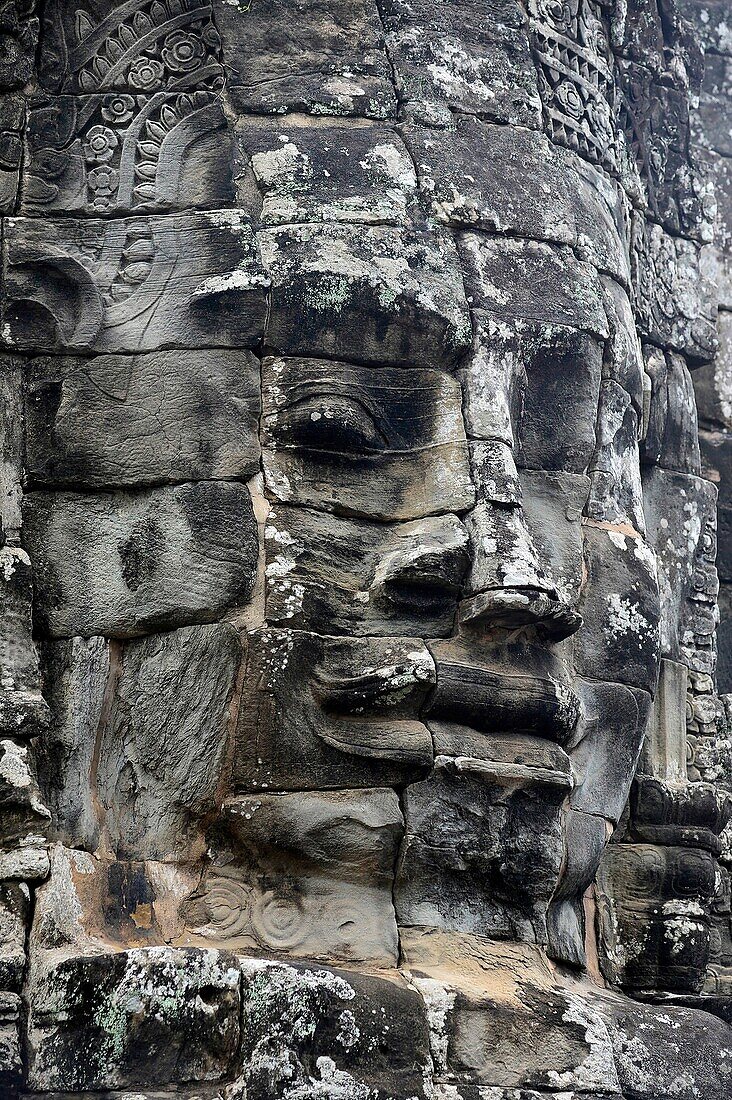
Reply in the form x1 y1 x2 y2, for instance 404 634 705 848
261 357 474 520
460 235 609 339
25 349 260 489
235 960 431 1099
401 930 623 1093
235 630 435 791
237 116 416 226
640 658 689 783
265 505 469 635
24 482 258 637
575 525 660 694
597 843 715 994
631 219 718 362
380 0 542 128
213 0 397 118
0 990 22 1095
570 681 652 822
396 750 569 943
0 883 28 991
642 347 702 474
643 468 718 668
261 223 472 368
23 92 234 216
586 380 645 532
185 789 402 965
598 995 732 1100
9 0 732 1091
27 948 241 1091
2 211 267 355
406 118 629 284
0 544 50 737
0 356 23 540
40 625 242 860
694 312 732 428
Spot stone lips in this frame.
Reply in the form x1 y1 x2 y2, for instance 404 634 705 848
1 0 731 1095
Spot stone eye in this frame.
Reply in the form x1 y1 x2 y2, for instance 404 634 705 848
280 396 388 454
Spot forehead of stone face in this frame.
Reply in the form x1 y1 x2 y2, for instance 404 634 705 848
213 0 396 117
459 235 609 339
261 357 474 520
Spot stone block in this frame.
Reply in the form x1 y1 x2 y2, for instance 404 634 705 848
400 929 622 1093
0 544 50 738
234 630 435 791
261 223 472 368
695 314 732 430
629 776 732 853
586 380 645 533
27 947 241 1091
405 118 629 285
31 844 200 953
395 748 569 943
569 680 652 822
213 0 396 118
185 789 402 966
22 92 234 216
642 349 701 474
0 738 50 848
0 991 22 1095
0 357 23 539
379 0 541 127
459 235 609 339
264 505 469 636
631 219 717 362
547 807 609 966
640 657 688 783
0 883 28 992
261 357 474 520
599 995 732 1100
236 116 416 225
427 630 580 744
2 211 267 355
597 843 715 994
25 349 260 488
236 960 431 1099
643 467 718 668
40 625 242 860
575 525 660 694
24 481 258 638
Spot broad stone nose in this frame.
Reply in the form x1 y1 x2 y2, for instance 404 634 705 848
461 440 583 642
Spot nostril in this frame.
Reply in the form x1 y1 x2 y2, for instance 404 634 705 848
373 542 470 609
382 569 462 609
460 587 583 641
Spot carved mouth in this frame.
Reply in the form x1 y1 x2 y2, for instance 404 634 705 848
312 647 579 750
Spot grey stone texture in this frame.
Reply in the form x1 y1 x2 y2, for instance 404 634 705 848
2 0 732 1096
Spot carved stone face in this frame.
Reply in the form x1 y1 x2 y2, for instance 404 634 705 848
218 194 665 964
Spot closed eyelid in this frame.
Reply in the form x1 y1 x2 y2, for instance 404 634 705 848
274 393 391 451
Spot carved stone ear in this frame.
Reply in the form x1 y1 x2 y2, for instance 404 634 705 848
4 252 104 350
